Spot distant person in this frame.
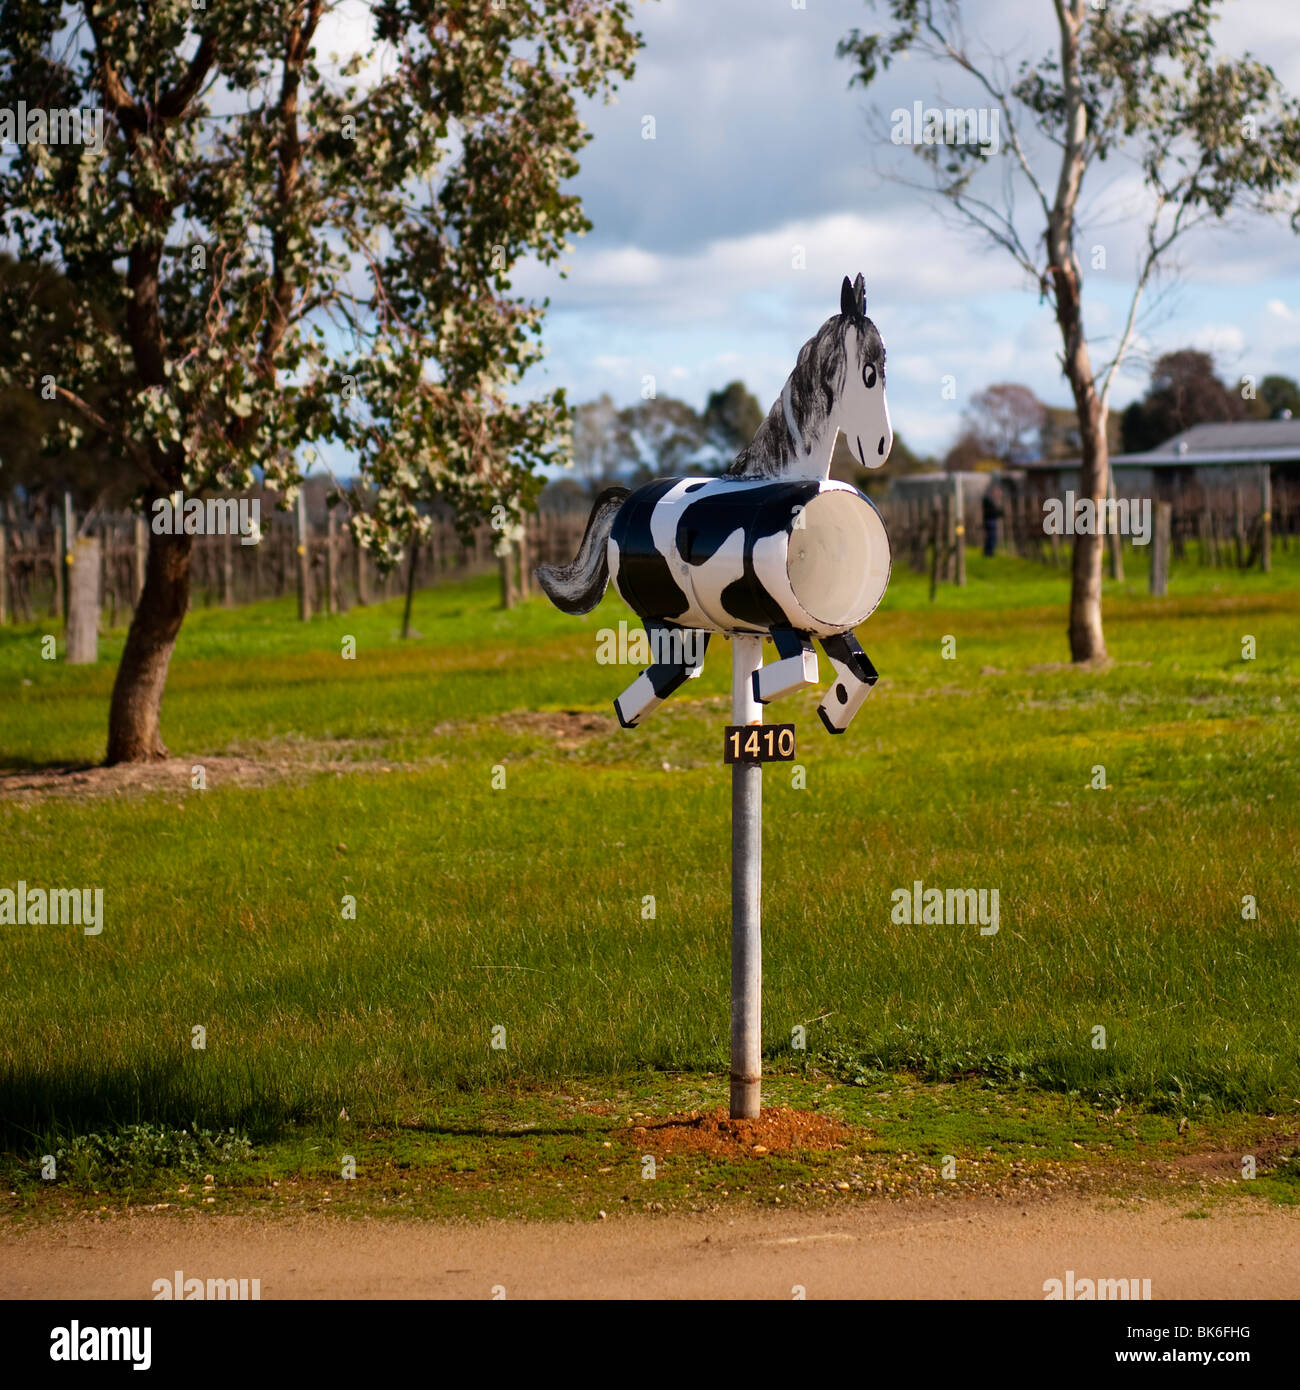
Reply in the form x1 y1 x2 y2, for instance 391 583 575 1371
982 485 1005 557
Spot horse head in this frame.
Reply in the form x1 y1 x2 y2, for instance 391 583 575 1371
835 273 892 471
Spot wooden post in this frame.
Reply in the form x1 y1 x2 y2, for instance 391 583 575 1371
402 535 420 637
1233 480 1246 568
221 529 235 607
51 519 65 619
1260 465 1272 573
325 508 338 615
945 489 956 581
499 541 516 609
133 517 148 604
296 490 312 621
511 522 525 600
730 633 763 1120
1150 501 1171 598
953 474 966 587
352 527 368 606
1107 477 1124 582
62 493 75 623
65 536 100 664
928 497 941 602
103 528 115 627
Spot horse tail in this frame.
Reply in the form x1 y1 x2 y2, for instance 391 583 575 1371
534 486 630 615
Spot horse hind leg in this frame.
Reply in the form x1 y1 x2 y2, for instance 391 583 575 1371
817 631 878 733
614 624 710 728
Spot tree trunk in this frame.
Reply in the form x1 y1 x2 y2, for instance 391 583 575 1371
1053 244 1108 660
1050 0 1108 665
105 526 193 763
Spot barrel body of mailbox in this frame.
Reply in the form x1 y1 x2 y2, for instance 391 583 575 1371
607 476 891 639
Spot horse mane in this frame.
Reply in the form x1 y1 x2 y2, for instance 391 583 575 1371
725 312 883 480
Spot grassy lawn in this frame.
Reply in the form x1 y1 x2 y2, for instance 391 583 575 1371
1 544 1297 1213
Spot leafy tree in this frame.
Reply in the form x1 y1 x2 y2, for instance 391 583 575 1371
962 383 1046 463
703 380 764 454
1121 349 1242 450
0 1 639 760
941 428 994 473
621 395 711 483
571 393 635 493
0 255 125 511
840 0 1300 662
1259 373 1300 418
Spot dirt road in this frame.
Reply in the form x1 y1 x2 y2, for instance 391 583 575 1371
3 1197 1297 1299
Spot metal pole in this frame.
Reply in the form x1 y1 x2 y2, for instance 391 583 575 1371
730 633 763 1119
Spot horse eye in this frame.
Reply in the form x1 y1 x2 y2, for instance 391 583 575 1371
863 363 877 390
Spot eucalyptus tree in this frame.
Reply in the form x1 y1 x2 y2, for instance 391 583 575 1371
840 0 1300 660
0 0 639 760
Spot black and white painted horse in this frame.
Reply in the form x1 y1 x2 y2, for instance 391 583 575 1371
536 274 893 733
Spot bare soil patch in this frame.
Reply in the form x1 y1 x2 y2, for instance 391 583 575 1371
0 756 283 803
1169 1131 1299 1178
0 745 423 804
432 708 614 748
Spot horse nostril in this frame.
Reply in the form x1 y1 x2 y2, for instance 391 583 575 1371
878 436 887 455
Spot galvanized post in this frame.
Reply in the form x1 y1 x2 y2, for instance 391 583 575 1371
730 633 763 1120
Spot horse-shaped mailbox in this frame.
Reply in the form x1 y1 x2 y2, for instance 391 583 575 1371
537 274 893 732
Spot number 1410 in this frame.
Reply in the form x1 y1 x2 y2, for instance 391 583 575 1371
723 723 796 764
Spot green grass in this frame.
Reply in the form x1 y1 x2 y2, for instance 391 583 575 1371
0 544 1297 1210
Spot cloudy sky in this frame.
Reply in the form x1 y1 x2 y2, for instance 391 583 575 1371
510 0 1300 460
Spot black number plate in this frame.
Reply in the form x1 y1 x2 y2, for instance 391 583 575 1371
724 723 796 764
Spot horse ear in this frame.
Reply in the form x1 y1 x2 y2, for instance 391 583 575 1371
840 275 857 319
853 273 867 317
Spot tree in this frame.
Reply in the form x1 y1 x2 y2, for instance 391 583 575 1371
1259 373 1300 418
571 394 634 493
0 255 126 512
962 383 1047 463
703 380 765 454
942 428 993 473
1121 349 1242 450
0 1 639 760
840 1 1300 661
620 395 711 482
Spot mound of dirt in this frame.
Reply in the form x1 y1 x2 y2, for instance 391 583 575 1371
619 1106 855 1158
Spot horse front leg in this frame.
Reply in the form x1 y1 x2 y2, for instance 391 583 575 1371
754 627 818 705
614 623 710 728
817 630 878 733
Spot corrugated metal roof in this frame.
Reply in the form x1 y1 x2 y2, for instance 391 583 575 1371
1144 419 1300 454
1021 418 1300 469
